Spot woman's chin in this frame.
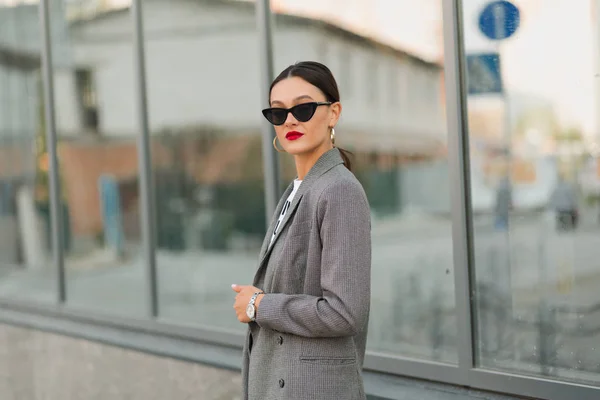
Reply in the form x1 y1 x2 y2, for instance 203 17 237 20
285 141 329 157
284 142 314 156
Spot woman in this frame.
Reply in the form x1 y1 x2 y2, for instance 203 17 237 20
231 61 371 400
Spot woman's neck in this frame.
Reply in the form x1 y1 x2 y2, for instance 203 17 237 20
294 144 333 180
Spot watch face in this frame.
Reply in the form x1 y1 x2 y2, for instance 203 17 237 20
246 304 255 319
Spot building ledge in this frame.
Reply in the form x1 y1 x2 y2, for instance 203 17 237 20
0 298 523 400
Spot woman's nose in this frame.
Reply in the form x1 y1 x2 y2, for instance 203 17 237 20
284 111 298 125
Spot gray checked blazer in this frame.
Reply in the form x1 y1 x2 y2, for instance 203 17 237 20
242 148 372 400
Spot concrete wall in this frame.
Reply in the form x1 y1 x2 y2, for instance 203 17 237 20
0 323 242 400
0 321 526 400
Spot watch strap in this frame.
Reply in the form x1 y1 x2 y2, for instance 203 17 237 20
249 291 265 321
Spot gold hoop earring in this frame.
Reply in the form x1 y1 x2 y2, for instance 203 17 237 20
273 136 286 153
330 127 336 146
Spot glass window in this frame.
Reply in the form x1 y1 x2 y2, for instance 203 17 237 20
272 0 456 363
462 0 600 384
140 0 264 331
49 0 146 315
339 47 352 99
367 57 378 105
315 38 328 65
0 1 56 303
389 61 399 106
74 68 99 132
398 62 408 117
415 69 428 118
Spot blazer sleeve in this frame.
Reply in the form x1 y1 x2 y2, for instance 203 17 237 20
255 178 371 337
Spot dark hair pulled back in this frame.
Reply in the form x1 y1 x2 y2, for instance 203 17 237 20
269 61 353 171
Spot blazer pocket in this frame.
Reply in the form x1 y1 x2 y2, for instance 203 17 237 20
300 356 356 366
288 219 312 237
300 337 357 366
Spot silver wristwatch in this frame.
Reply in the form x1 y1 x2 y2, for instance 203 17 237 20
246 291 264 322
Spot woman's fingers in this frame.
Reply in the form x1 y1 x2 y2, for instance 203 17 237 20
231 284 243 293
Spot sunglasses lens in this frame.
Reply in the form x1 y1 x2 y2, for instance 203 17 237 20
262 109 286 125
292 103 317 122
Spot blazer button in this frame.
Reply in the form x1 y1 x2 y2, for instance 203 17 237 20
279 379 285 388
277 336 283 345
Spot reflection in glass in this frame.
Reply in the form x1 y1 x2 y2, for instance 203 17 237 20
0 1 56 302
49 0 145 315
273 0 457 362
139 0 265 329
463 0 600 384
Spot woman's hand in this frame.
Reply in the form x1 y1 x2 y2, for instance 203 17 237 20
231 284 264 323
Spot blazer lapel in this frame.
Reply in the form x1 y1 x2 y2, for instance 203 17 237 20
258 181 294 260
260 189 304 261
253 190 304 287
253 148 345 286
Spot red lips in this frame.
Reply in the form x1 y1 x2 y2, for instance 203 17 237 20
285 131 304 141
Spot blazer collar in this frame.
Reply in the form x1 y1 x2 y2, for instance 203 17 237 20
294 147 345 190
256 148 345 268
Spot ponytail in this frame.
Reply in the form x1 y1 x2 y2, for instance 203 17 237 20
336 147 353 172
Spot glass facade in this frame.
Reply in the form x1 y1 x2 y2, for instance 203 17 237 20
463 0 600 386
140 0 265 328
271 0 457 364
0 0 599 398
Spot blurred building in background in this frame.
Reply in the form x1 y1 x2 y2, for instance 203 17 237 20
52 0 446 250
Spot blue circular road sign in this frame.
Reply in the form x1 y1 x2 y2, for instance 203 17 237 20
478 1 520 40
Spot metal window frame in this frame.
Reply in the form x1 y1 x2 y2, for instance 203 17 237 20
443 0 475 384
19 0 600 399
257 0 281 219
131 0 159 318
39 0 66 304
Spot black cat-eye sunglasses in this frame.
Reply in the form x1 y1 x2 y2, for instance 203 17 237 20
262 102 332 126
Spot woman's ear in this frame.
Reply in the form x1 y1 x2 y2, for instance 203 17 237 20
330 102 342 127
